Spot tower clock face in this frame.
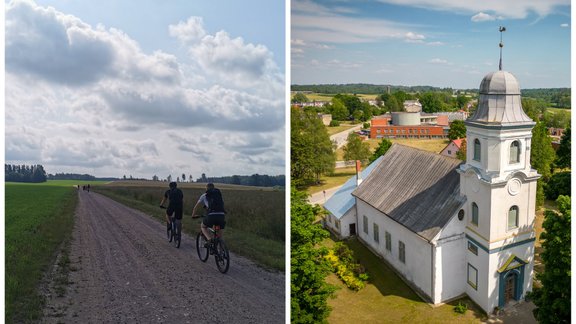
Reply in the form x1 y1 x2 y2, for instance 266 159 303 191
507 178 522 196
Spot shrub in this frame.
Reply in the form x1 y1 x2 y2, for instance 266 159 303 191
329 120 341 127
324 246 369 291
363 122 370 129
454 302 468 314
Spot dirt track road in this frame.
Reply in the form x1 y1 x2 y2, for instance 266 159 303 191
43 190 285 323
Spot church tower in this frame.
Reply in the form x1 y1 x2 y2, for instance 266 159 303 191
458 41 540 312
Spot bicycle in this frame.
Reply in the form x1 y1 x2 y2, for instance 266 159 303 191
194 215 230 273
161 206 181 248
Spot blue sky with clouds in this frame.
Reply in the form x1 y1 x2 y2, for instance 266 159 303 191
291 0 571 89
5 0 285 179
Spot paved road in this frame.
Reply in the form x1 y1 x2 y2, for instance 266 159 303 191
308 185 343 205
43 190 284 323
330 124 363 149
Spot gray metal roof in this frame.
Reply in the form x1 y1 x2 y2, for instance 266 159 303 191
468 71 534 126
352 144 466 241
324 156 384 220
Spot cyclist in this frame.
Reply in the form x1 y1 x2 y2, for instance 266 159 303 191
160 181 184 233
192 183 226 243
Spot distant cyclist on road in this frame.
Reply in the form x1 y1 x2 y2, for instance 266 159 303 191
192 183 226 242
160 181 184 232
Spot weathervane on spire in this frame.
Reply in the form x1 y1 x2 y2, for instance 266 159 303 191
499 26 506 71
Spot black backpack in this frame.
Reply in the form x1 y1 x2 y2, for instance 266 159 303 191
168 188 183 206
206 188 225 213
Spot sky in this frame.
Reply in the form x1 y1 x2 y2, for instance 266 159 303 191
291 0 571 89
4 0 286 179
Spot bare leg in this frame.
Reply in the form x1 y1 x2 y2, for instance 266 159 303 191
201 222 212 241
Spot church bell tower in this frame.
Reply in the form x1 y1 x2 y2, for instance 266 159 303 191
457 27 540 313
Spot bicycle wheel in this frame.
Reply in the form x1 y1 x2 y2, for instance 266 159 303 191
214 238 230 274
174 221 181 248
196 233 209 262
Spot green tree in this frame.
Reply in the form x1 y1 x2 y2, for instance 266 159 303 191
334 94 362 116
455 139 467 161
531 120 556 207
343 133 371 163
544 171 571 200
291 188 336 323
419 92 445 113
291 107 336 186
530 195 571 324
327 98 349 121
369 138 392 163
292 92 310 104
380 93 401 112
554 127 571 169
448 120 466 140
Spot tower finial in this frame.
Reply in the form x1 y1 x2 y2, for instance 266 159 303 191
499 26 506 71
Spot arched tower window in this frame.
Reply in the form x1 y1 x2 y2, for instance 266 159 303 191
473 139 481 162
471 203 479 226
510 141 520 164
508 206 519 230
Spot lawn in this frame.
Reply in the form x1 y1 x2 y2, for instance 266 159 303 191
335 138 449 161
325 238 488 324
5 183 78 323
326 122 363 136
306 167 357 195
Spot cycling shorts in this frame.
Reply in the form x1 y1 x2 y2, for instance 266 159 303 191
166 205 183 220
203 213 226 229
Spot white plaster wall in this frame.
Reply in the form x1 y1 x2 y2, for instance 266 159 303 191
357 199 433 299
465 240 491 312
338 208 356 238
433 214 467 303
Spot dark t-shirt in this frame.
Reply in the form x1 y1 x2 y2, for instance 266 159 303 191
164 188 183 207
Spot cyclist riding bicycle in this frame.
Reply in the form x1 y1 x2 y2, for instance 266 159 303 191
192 183 226 243
160 181 184 232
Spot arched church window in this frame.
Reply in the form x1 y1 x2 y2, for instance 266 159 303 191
471 203 479 226
473 139 481 161
508 206 519 230
509 141 520 164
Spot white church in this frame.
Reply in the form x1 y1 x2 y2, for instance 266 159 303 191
324 69 539 314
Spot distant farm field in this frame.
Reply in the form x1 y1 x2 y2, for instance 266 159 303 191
94 184 285 270
5 183 77 323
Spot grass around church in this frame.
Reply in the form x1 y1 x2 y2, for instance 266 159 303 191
324 238 488 323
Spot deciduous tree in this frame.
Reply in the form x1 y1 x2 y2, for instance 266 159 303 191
369 138 392 163
530 195 571 324
291 188 336 323
448 120 466 140
343 133 371 163
554 127 571 169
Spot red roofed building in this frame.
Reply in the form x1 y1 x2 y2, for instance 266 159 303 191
440 138 464 158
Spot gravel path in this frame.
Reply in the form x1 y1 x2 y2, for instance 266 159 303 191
42 190 285 323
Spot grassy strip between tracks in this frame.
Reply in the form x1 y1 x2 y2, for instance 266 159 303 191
94 185 285 272
5 183 78 323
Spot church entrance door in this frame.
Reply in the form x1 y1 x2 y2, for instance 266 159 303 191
504 272 517 305
349 223 356 236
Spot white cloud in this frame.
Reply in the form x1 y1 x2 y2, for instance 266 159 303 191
376 0 569 19
429 58 449 64
405 32 426 43
471 12 497 22
5 0 285 178
560 23 569 28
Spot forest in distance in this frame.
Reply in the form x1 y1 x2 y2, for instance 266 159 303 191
291 84 571 108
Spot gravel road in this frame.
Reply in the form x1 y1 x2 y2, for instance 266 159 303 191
42 190 285 323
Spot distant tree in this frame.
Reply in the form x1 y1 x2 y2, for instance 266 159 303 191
343 133 371 163
291 188 336 323
455 95 470 109
334 94 362 116
182 174 186 182
522 98 547 120
380 93 401 112
419 92 445 113
352 110 363 121
291 107 336 186
530 195 571 324
363 122 371 129
369 138 392 163
360 102 373 121
152 175 159 181
554 127 571 169
167 175 172 183
448 120 466 140
456 139 467 161
292 92 310 104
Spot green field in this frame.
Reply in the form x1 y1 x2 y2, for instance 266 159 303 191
5 183 78 323
94 184 286 271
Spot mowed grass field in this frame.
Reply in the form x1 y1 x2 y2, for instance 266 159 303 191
5 181 78 323
325 238 487 324
94 182 285 271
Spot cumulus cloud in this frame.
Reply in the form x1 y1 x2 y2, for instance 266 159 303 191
5 0 285 177
560 23 569 28
471 12 497 22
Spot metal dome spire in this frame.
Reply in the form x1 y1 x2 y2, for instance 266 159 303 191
499 26 506 71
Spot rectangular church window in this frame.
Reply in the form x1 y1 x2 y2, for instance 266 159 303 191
467 264 478 290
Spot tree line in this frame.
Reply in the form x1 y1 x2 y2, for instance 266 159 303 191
5 164 47 183
195 173 285 187
292 83 454 94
